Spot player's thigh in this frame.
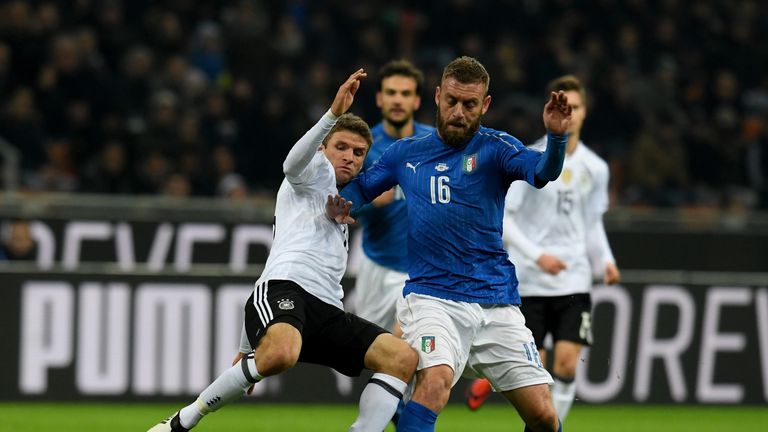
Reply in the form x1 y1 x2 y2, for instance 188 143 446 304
244 280 308 349
397 294 480 387
465 305 552 392
551 293 593 346
255 322 302 366
300 304 388 377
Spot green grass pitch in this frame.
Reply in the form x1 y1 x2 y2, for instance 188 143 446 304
0 402 765 432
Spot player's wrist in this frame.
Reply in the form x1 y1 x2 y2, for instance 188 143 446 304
546 131 568 142
325 109 340 121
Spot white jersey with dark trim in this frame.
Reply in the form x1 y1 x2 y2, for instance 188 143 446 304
505 136 610 297
256 112 349 309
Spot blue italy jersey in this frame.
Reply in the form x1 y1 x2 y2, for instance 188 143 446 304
356 121 434 272
342 126 544 304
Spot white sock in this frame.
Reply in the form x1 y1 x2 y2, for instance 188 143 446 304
178 355 261 429
349 373 407 432
551 375 576 421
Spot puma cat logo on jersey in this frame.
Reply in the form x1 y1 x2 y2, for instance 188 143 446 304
406 162 421 173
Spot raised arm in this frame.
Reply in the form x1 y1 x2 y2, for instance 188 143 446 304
534 91 572 185
283 69 367 182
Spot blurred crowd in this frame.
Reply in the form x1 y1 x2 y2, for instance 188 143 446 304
0 0 766 209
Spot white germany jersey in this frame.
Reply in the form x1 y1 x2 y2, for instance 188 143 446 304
505 137 609 297
256 121 349 309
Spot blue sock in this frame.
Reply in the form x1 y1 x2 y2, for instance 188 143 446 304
391 399 405 426
396 401 438 432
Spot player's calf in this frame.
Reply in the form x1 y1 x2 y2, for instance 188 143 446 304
349 334 417 431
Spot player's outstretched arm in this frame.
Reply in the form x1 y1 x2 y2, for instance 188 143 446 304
283 68 368 181
534 91 572 185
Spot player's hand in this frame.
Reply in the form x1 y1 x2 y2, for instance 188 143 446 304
604 262 621 285
326 194 356 224
231 352 256 395
331 68 367 117
543 90 572 135
537 253 567 275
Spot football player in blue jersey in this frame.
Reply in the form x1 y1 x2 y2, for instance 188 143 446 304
352 59 434 335
329 56 571 432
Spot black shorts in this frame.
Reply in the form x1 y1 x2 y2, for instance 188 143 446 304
243 279 388 377
521 293 593 347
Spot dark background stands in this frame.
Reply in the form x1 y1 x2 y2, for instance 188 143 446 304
0 0 765 210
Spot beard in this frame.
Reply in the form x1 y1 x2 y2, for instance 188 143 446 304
436 107 481 148
384 109 410 130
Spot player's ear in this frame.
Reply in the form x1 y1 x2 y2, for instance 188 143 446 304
481 94 491 115
435 86 440 106
414 95 421 111
375 91 383 108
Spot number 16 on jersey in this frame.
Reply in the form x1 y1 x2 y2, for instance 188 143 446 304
430 175 451 204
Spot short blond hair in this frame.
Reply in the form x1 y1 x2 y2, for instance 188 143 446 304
323 113 373 149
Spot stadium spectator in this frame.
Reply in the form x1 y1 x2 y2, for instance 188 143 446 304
0 219 37 261
0 0 762 209
81 140 136 194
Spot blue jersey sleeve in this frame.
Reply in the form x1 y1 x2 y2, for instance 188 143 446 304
533 132 567 186
495 133 543 186
341 146 399 212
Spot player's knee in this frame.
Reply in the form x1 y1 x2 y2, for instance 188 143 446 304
390 343 418 381
372 338 418 382
413 367 453 410
257 343 299 375
552 357 577 378
525 407 560 432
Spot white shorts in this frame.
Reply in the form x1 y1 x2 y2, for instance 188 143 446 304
353 253 409 331
397 293 553 392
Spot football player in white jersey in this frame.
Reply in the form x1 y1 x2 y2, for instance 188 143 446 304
147 69 418 432
466 75 620 423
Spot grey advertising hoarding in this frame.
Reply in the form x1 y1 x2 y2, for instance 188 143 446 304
13 218 768 272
